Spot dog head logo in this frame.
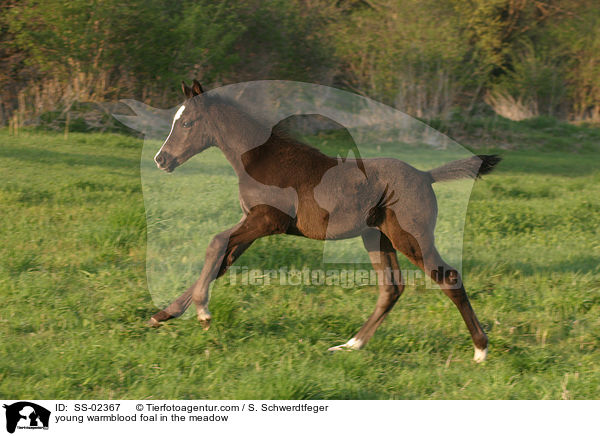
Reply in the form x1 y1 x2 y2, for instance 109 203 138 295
3 402 50 434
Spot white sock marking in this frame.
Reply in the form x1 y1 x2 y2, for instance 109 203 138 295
345 337 362 349
328 337 363 352
473 346 488 363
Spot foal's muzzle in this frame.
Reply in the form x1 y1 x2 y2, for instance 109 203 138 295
154 151 177 172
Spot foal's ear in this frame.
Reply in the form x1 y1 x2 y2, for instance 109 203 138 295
192 79 204 95
181 81 194 99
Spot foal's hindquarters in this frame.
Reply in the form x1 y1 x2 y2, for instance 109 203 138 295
327 160 488 362
329 209 489 363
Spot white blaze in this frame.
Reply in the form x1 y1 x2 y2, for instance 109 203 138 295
174 104 186 121
155 105 186 161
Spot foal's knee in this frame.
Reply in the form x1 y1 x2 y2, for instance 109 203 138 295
205 234 228 260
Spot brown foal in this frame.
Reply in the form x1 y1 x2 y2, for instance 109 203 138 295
149 80 500 362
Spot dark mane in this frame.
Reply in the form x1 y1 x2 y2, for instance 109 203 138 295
205 93 363 162
268 114 367 175
269 117 333 160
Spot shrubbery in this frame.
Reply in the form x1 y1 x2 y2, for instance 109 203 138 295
0 0 598 124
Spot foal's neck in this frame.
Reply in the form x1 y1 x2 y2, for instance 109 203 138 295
212 104 272 177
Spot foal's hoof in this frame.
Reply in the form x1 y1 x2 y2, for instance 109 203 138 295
197 311 212 331
148 310 172 328
473 346 488 363
327 344 355 352
148 317 162 328
328 338 363 352
199 318 211 331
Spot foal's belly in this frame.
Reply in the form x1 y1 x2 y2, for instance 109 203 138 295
292 195 371 240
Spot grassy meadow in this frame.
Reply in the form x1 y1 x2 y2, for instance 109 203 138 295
0 119 599 399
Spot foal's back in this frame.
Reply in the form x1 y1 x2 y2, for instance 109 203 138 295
239 130 436 240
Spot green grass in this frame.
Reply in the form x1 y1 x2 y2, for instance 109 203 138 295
0 124 598 399
434 114 600 155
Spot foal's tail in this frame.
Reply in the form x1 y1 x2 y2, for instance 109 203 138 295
428 154 501 183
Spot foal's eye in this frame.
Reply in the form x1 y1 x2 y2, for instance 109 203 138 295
182 121 193 128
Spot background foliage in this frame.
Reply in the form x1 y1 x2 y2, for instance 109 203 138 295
1 0 599 125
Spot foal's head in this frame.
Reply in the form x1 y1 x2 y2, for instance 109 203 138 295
154 80 217 172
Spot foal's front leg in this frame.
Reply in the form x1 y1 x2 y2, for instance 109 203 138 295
149 224 245 327
149 205 291 328
187 224 248 329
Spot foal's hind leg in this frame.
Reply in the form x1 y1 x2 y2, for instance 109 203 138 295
423 246 488 363
150 205 291 328
328 228 404 351
424 246 488 362
380 213 488 362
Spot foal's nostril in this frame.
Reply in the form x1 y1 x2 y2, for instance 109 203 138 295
155 154 165 166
